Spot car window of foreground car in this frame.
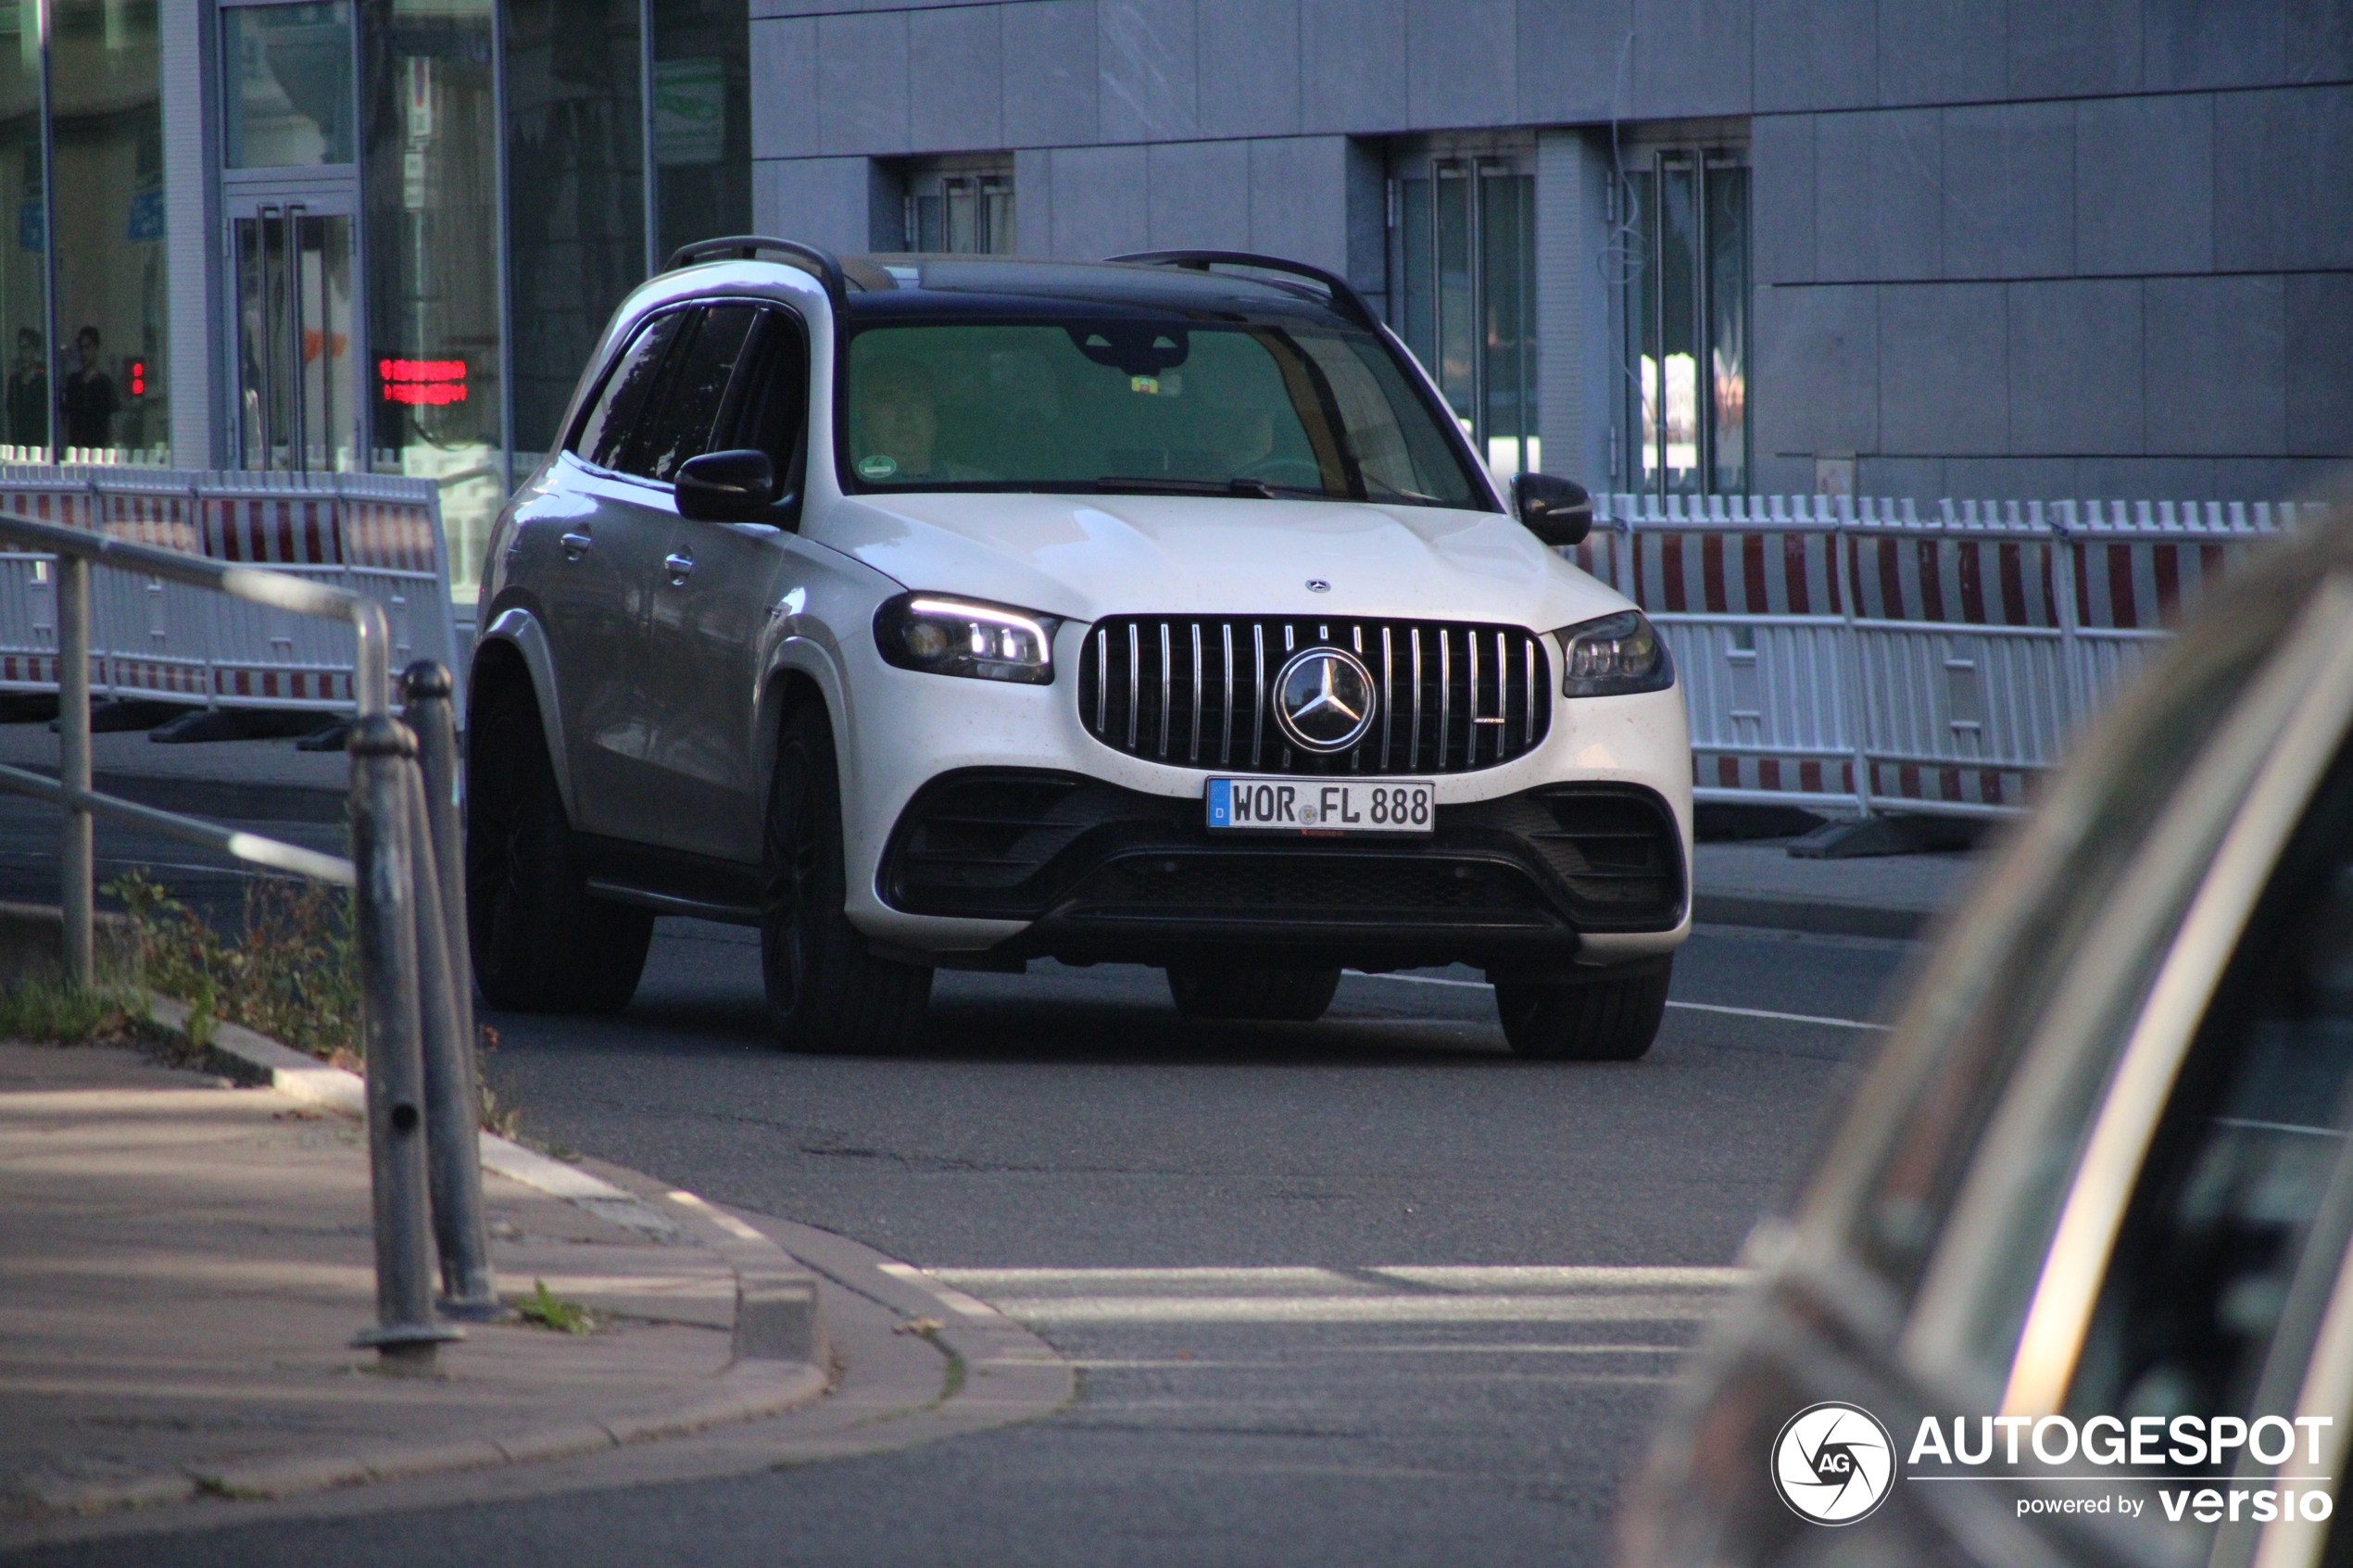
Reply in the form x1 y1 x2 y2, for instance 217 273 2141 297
837 320 1487 508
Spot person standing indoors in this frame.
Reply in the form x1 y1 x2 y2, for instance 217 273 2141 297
6 329 44 451
60 326 116 453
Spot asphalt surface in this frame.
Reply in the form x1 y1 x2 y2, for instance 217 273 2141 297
0 788 1923 1567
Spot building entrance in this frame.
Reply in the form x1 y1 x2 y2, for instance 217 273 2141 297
226 191 359 473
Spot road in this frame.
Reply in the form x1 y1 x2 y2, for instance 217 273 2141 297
0 792 1918 1566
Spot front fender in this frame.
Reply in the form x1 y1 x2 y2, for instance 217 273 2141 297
475 605 578 824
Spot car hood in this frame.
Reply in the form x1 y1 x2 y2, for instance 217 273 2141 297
809 492 1631 632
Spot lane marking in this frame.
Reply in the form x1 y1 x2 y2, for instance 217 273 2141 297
1347 970 1889 1031
665 1187 772 1242
913 1264 1751 1327
952 1294 1730 1325
877 1261 1005 1319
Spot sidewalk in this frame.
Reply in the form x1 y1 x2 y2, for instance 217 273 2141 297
1691 836 1992 940
0 1033 825 1529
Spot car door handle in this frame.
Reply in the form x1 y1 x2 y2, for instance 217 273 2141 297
560 531 592 560
663 551 695 584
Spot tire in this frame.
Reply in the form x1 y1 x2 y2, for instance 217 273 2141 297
464 678 654 1014
1494 960 1672 1061
761 702 932 1052
1166 965 1343 1022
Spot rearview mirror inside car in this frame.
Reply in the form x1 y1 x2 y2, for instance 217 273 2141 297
1512 472 1592 547
676 448 778 522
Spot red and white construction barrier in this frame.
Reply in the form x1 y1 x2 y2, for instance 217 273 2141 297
1585 494 2324 817
0 465 459 722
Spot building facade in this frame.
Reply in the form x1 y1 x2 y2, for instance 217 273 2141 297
751 0 2353 511
17 1 2353 612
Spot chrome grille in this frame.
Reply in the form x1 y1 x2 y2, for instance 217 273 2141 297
1077 616 1552 775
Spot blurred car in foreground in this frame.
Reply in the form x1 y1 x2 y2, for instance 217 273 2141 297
1621 506 2353 1568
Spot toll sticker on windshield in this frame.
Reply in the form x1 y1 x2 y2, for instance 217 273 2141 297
856 454 899 479
1128 373 1180 395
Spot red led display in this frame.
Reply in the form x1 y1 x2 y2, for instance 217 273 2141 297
379 358 468 406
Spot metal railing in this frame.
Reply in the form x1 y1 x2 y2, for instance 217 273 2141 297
0 511 493 1370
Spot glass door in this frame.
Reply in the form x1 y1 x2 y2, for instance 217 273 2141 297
228 194 359 472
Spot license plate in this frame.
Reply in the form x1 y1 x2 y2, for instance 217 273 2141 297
1205 777 1435 836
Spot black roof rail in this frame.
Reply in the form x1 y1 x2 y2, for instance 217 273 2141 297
1101 250 1381 331
665 235 848 312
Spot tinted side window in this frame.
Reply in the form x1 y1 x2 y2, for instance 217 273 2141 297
624 304 759 482
723 307 811 485
572 310 686 471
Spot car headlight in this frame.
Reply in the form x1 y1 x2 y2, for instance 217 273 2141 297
1552 610 1673 696
875 593 1062 684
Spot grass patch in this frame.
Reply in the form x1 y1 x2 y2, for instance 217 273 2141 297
0 973 151 1046
513 1278 597 1335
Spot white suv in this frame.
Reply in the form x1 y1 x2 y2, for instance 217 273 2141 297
467 243 1692 1058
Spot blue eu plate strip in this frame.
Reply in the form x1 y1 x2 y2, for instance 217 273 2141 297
1206 778 1231 827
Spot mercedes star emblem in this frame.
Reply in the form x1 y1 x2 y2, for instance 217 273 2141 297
1272 646 1378 754
1305 579 1330 593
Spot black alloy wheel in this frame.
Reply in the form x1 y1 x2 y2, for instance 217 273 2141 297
1493 959 1672 1060
1166 965 1343 1022
761 703 932 1052
464 679 653 1013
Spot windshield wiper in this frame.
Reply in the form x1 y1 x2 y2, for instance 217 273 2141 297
1096 475 1297 499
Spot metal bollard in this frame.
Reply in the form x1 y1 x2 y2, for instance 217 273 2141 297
399 670 497 1315
347 715 462 1370
57 555 91 989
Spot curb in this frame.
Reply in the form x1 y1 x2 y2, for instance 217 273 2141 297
1690 893 1932 941
36 997 837 1519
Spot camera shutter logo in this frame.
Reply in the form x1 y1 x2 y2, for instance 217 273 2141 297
1771 1402 1896 1525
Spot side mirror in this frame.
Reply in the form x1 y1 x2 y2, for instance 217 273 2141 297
676 448 777 522
1512 472 1592 546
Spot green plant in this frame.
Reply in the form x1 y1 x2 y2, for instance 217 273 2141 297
0 973 145 1044
107 870 361 1064
514 1277 596 1335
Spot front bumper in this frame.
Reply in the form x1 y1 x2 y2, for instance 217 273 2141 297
878 771 1687 974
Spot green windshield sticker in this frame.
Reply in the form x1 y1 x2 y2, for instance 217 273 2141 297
856 454 900 480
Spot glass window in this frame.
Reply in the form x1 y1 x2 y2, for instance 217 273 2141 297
0 4 45 454
1390 153 1537 482
571 308 683 471
51 0 167 461
360 0 501 599
504 0 646 466
840 320 1485 508
725 307 808 481
650 0 750 265
623 302 753 481
223 3 355 169
1621 147 1748 499
902 165 1015 256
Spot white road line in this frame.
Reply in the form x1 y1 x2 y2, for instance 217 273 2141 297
1347 970 1889 1031
906 1264 1753 1327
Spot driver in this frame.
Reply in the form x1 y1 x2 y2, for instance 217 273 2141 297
853 358 991 483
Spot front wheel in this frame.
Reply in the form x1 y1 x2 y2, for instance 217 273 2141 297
1167 965 1342 1022
761 703 932 1052
1494 960 1672 1061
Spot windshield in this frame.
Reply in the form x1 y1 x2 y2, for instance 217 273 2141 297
839 320 1491 508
